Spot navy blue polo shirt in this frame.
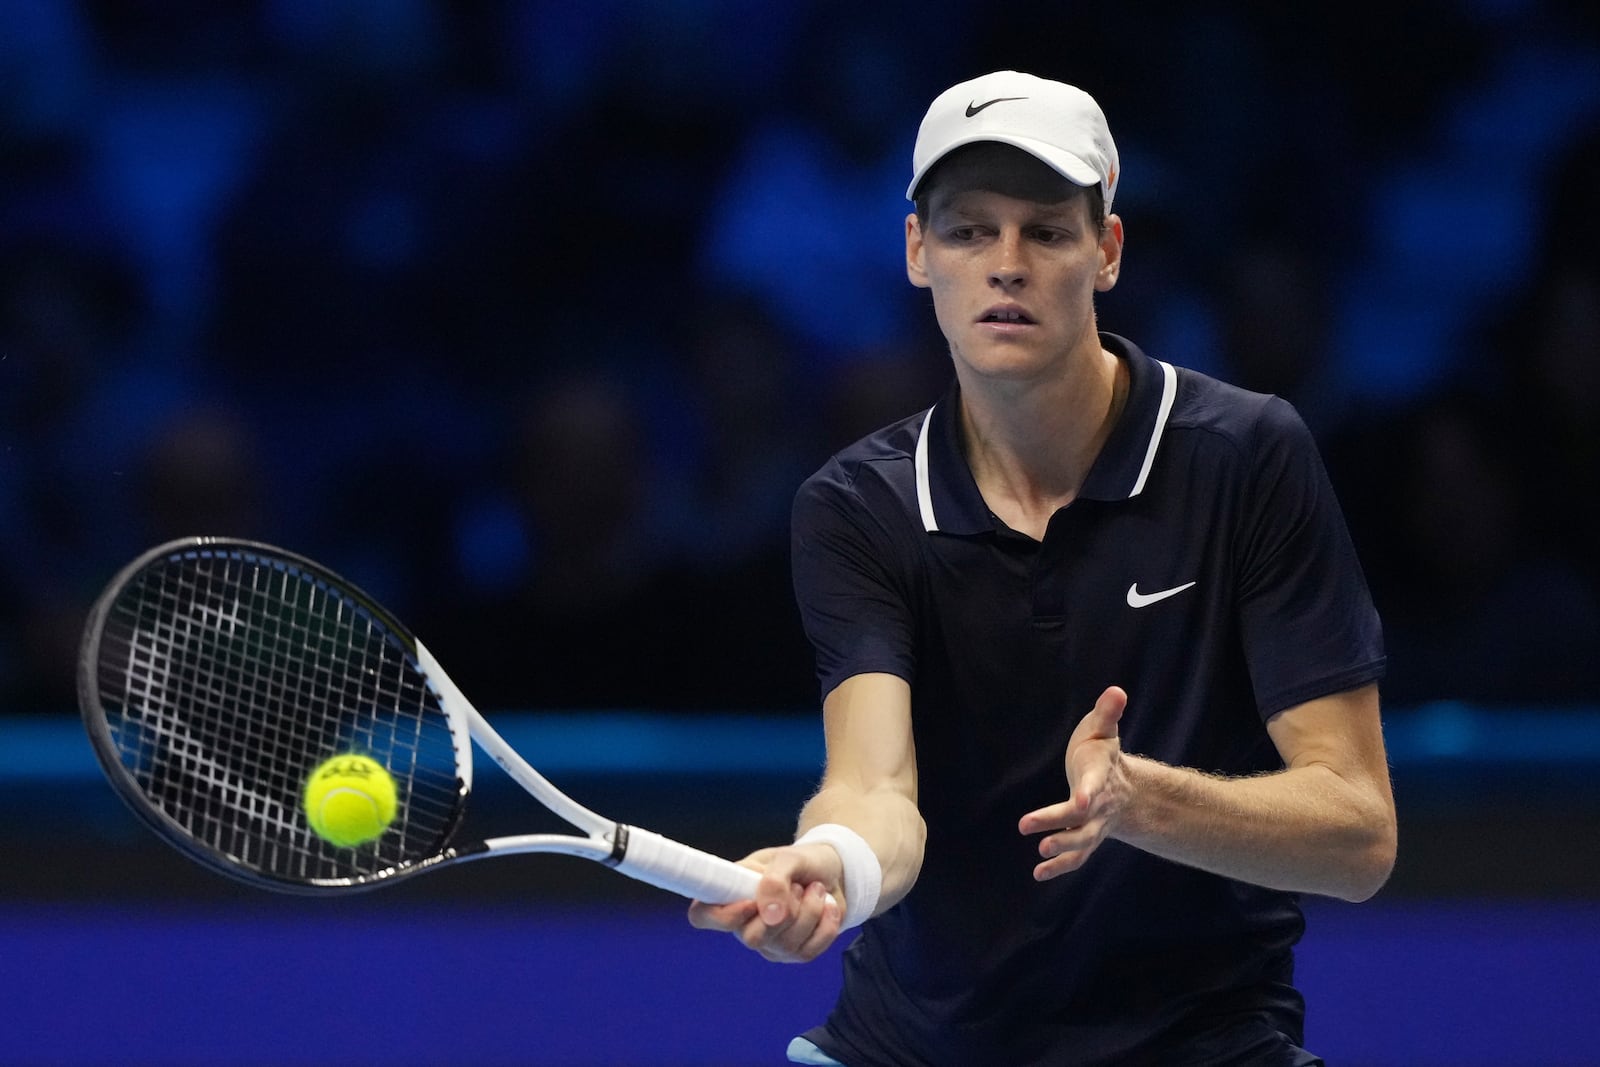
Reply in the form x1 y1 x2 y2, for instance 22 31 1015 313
790 334 1384 1067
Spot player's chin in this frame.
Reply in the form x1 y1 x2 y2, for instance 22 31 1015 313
957 342 1057 382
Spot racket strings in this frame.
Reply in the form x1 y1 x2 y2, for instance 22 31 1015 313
95 547 465 886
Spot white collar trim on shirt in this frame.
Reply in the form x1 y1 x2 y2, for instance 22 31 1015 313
1129 360 1177 498
914 405 939 532
913 359 1178 533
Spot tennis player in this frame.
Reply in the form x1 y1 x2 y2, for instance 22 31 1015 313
689 71 1396 1066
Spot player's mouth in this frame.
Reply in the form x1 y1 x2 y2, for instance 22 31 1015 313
978 304 1036 327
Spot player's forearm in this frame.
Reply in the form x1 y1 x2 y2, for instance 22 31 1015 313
1113 755 1396 902
798 785 926 914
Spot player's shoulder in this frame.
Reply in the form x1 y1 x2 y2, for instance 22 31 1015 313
799 408 926 497
793 408 928 530
1168 364 1312 453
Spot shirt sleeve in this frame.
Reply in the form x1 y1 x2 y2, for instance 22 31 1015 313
790 460 918 702
1236 396 1387 718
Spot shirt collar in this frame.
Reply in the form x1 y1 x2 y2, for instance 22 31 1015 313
912 334 1179 534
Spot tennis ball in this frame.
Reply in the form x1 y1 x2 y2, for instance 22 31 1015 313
303 754 397 847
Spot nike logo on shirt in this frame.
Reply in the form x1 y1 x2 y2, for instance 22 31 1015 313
1126 581 1197 608
965 96 1027 117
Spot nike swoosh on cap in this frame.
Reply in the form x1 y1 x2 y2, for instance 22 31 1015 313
965 96 1027 117
1125 581 1197 608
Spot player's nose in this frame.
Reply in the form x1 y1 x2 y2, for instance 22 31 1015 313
988 229 1028 289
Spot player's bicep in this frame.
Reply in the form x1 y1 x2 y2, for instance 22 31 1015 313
1236 398 1384 716
791 474 917 696
1265 683 1392 802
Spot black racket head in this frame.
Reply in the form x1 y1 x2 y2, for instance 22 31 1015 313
78 537 471 893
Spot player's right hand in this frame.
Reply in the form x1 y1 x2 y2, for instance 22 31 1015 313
687 843 843 963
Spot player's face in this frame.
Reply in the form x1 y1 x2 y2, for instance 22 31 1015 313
906 162 1122 385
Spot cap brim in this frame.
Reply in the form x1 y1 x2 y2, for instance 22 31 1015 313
907 133 1103 200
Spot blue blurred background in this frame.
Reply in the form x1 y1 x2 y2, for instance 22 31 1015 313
2 1 1599 1064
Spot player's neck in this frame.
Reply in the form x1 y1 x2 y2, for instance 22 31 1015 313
958 344 1128 538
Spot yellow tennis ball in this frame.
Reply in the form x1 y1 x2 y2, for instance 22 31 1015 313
303 754 397 847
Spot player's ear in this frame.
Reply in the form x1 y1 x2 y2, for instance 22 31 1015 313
1095 214 1124 293
906 213 931 290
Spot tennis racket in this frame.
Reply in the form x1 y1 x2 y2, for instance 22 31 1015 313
77 536 764 902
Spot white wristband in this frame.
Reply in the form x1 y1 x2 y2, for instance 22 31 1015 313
796 823 882 929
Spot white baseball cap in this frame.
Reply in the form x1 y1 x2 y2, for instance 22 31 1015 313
907 71 1119 210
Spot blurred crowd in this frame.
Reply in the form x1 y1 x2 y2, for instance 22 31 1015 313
2 1 1598 716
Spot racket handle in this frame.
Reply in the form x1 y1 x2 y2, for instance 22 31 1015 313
613 825 762 903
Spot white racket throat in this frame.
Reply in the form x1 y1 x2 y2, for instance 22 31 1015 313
414 639 760 900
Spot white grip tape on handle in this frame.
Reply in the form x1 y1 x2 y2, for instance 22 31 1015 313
612 826 762 904
796 823 881 929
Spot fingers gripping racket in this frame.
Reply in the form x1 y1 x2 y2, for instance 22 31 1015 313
77 537 763 902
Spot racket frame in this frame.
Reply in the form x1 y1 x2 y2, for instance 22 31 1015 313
78 537 762 904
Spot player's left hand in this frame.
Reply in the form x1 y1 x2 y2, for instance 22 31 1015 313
1018 686 1130 880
